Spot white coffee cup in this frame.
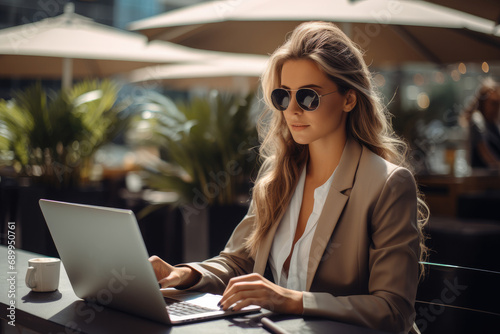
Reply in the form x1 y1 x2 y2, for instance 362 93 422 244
25 257 61 292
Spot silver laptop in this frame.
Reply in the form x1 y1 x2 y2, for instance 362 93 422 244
39 199 260 325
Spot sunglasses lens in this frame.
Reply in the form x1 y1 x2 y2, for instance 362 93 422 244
297 89 319 111
271 89 290 111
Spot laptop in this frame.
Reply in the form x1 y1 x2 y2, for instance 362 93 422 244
39 199 260 325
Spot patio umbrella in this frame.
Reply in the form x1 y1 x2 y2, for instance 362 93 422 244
126 53 268 92
425 0 500 25
0 3 215 89
129 0 500 66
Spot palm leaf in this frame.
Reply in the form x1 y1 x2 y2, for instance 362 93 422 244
132 91 259 207
0 80 129 187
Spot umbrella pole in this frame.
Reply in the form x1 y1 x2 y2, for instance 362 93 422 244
62 57 73 90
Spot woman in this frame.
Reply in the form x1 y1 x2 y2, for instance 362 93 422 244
150 21 428 333
461 78 500 169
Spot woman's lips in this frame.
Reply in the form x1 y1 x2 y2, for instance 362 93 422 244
291 124 309 131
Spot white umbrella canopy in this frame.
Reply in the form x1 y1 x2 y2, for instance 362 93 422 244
425 0 500 25
0 3 216 89
126 53 268 92
129 0 500 66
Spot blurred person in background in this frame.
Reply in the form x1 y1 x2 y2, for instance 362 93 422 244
462 78 500 169
149 21 428 334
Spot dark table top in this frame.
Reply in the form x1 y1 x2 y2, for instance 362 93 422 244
0 245 391 334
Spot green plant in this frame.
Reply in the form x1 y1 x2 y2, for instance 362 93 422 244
0 80 129 187
131 90 259 207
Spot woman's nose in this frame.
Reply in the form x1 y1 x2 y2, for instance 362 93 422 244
288 93 303 114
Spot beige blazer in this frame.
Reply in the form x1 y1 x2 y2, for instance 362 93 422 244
184 138 421 333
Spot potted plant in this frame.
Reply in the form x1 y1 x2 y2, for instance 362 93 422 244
0 80 129 187
0 79 130 255
129 90 260 260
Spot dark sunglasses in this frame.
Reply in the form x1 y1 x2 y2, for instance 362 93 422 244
271 88 338 112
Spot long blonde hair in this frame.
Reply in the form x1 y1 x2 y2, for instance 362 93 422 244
245 21 428 276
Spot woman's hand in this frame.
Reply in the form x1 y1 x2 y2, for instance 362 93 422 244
219 273 303 314
148 255 200 289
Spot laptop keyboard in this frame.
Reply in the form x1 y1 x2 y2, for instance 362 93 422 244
164 297 218 316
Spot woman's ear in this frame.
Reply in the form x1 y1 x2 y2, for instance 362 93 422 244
344 90 357 112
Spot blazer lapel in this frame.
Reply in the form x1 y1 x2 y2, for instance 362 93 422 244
253 216 281 275
253 165 304 275
305 137 363 290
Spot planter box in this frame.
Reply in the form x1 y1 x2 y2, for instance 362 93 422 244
179 203 249 262
15 184 109 257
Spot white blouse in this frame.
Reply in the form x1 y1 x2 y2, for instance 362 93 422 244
269 165 336 291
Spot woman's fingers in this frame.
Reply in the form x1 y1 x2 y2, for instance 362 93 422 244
224 279 265 297
149 255 175 286
220 274 279 311
224 273 270 296
158 273 181 288
220 284 266 310
149 256 198 289
227 272 269 285
227 296 264 312
220 273 303 314
220 275 265 304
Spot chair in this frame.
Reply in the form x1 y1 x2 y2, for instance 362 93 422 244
415 262 500 333
457 189 500 221
424 216 500 272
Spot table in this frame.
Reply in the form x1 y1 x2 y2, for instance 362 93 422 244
416 171 500 217
0 246 391 334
